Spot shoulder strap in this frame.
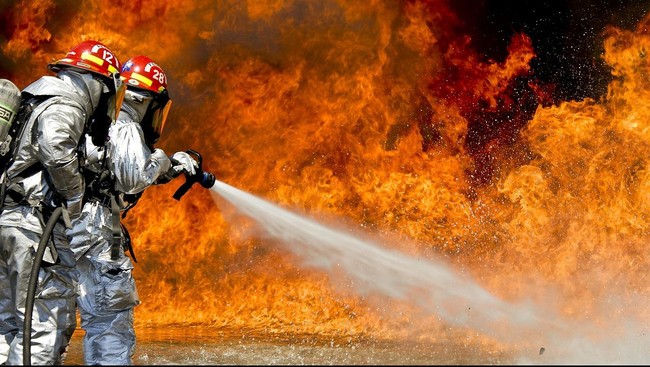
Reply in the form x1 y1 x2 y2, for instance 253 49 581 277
0 95 52 208
1 94 52 174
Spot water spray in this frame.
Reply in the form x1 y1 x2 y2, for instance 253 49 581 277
207 181 649 363
172 149 216 201
208 180 557 343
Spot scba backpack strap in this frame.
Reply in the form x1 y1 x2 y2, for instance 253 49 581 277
0 93 44 170
0 82 50 208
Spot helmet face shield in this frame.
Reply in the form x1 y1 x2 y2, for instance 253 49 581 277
107 72 126 121
87 72 126 147
151 97 172 137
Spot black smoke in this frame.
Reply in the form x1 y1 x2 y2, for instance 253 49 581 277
450 0 649 101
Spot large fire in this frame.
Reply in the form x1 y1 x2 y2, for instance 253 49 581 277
2 0 650 357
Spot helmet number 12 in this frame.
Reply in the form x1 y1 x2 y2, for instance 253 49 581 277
102 50 114 64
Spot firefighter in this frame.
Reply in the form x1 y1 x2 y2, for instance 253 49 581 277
0 40 126 365
67 54 197 365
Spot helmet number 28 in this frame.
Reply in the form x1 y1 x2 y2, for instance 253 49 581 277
152 69 166 85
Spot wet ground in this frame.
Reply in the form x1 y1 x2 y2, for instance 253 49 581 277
63 327 515 365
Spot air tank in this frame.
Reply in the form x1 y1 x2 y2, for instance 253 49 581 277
0 79 21 145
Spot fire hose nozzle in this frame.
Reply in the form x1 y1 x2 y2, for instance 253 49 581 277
172 149 216 201
200 171 216 189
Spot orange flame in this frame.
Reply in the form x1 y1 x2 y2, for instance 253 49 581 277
2 0 650 351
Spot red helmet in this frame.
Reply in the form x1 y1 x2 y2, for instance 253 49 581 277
48 40 121 78
120 55 172 142
120 55 168 94
49 40 126 122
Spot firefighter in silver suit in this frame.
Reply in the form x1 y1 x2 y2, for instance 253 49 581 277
0 40 126 365
67 54 197 365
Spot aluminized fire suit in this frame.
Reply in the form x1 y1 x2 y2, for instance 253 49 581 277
67 88 194 365
0 70 105 365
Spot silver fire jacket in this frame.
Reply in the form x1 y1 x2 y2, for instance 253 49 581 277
0 70 103 232
70 105 172 260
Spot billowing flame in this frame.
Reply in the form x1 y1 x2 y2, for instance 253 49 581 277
2 0 650 354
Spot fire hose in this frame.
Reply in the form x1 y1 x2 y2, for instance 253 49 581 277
23 149 214 364
23 206 62 365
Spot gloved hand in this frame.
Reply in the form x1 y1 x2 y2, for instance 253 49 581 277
170 151 198 176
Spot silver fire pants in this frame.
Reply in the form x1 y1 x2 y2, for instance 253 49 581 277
0 224 78 365
69 201 140 365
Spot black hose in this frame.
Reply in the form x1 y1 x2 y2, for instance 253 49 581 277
23 206 62 365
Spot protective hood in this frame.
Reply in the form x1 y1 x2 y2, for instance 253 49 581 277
119 89 152 123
